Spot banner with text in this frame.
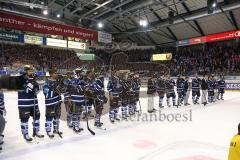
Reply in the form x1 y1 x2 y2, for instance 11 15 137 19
0 31 21 42
98 31 112 43
46 38 67 48
24 35 43 45
0 11 98 41
151 53 172 61
177 30 240 46
68 41 86 50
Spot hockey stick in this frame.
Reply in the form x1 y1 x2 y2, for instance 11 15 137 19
84 97 95 135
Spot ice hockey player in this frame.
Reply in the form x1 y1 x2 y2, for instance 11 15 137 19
218 75 225 100
131 73 141 114
183 76 191 106
63 70 74 128
201 74 208 106
156 74 166 108
0 90 5 150
65 68 85 133
43 69 63 137
18 65 44 141
165 74 176 107
147 73 157 113
212 75 219 102
93 72 107 127
126 73 135 116
176 75 185 107
120 71 131 119
207 75 214 103
82 70 94 119
107 71 122 123
192 74 201 104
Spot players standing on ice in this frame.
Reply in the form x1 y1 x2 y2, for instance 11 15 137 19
176 75 185 107
207 75 214 103
18 65 44 141
183 76 191 106
43 69 63 138
0 90 5 150
108 71 122 123
82 70 94 119
213 76 219 102
93 72 107 127
65 68 85 133
165 74 176 107
218 75 225 100
131 73 141 114
127 73 135 116
201 75 208 106
147 73 157 113
120 72 131 119
63 71 74 128
156 74 166 108
192 74 201 104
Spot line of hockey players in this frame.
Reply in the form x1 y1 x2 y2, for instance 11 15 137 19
0 66 225 147
0 66 142 145
0 65 108 143
147 73 226 113
107 70 141 123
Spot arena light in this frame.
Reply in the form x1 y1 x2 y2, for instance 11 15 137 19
56 13 61 18
139 20 148 27
212 2 217 8
207 0 217 14
43 9 48 15
97 22 104 29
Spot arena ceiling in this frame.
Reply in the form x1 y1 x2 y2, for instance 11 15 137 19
0 0 240 46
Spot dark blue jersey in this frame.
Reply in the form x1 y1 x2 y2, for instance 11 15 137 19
218 80 225 89
213 80 219 89
95 77 104 89
62 78 72 100
192 78 201 91
68 77 85 105
132 79 141 92
121 79 131 93
18 75 39 108
94 78 105 103
43 79 61 107
107 76 122 97
177 78 185 92
156 78 166 92
207 80 214 91
166 79 175 94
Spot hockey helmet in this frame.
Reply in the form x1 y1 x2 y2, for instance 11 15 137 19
24 65 34 71
75 68 82 73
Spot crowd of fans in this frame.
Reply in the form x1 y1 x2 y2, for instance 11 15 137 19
95 40 240 76
170 41 239 76
0 43 84 71
0 40 239 76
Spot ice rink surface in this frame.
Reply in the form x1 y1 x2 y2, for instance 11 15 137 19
1 88 240 160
